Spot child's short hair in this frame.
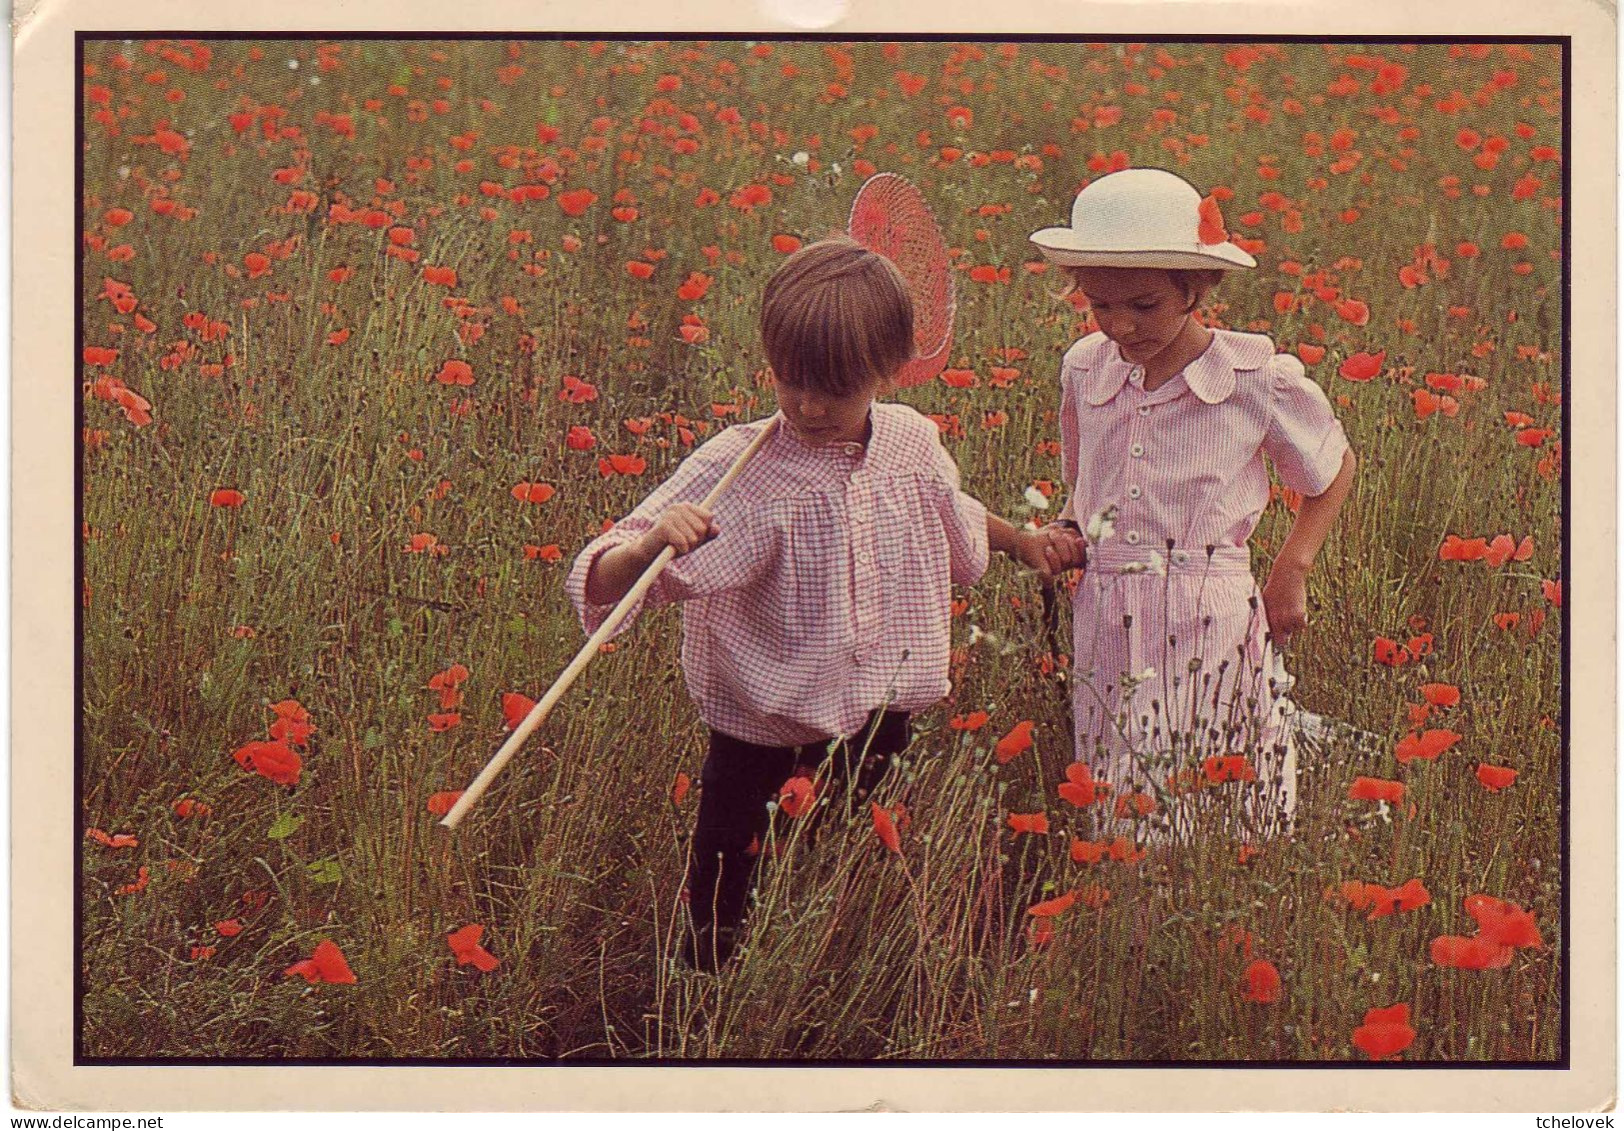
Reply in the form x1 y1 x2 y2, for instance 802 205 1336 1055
760 236 914 396
1059 266 1226 309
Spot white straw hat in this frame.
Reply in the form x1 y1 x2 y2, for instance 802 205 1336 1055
1030 168 1257 270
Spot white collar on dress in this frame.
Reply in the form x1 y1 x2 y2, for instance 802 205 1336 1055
1077 329 1277 407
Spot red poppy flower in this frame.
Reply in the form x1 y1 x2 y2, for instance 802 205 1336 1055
771 234 803 254
1419 683 1460 708
426 791 464 816
1394 729 1461 764
422 265 458 287
1202 754 1257 784
1058 762 1106 808
1348 776 1405 803
172 798 211 819
1429 934 1513 970
1438 535 1489 562
871 801 902 854
216 919 243 937
1333 298 1370 326
625 260 655 280
777 775 815 818
511 482 556 504
232 739 302 786
597 454 647 477
558 188 597 217
1371 636 1411 667
1337 350 1385 382
1007 811 1049 836
434 359 474 386
209 489 245 508
671 772 691 806
1352 1003 1416 1059
994 720 1035 764
1070 838 1107 865
85 828 139 849
1114 792 1156 819
675 272 713 301
1241 959 1281 1003
447 924 500 972
1466 895 1543 948
1390 878 1431 912
427 712 462 732
1027 891 1077 918
1475 764 1519 792
499 692 537 731
565 425 596 451
1197 194 1228 245
284 939 357 984
950 710 989 731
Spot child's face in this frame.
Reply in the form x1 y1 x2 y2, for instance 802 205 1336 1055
1073 268 1198 368
770 373 880 446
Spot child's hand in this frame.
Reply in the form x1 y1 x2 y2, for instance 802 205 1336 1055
1016 525 1088 583
1261 562 1309 646
639 503 719 559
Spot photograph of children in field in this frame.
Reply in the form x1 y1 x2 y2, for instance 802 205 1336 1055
77 36 1566 1064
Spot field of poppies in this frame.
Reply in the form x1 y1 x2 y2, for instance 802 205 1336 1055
79 37 1565 1062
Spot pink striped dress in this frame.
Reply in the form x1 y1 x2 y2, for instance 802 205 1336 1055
1058 329 1349 825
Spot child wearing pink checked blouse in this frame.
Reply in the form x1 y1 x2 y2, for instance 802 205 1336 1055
1028 169 1357 841
568 238 1063 969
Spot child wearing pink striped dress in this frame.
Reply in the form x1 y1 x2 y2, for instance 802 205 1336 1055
1028 169 1357 841
568 238 1066 969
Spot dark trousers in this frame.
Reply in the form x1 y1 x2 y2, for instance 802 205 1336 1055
683 709 911 965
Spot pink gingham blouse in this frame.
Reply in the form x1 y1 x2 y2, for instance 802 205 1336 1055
566 403 990 747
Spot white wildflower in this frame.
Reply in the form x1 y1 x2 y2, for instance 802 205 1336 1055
287 58 299 70
1023 485 1051 511
791 150 810 167
1085 504 1117 544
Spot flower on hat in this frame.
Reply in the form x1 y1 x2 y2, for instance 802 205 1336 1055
1197 195 1228 245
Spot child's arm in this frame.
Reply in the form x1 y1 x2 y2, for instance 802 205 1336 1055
584 503 717 606
1261 448 1357 645
987 513 1085 582
565 423 772 637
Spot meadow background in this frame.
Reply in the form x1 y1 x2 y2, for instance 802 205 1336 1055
79 38 1564 1061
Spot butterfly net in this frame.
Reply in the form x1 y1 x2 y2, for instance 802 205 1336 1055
847 174 955 387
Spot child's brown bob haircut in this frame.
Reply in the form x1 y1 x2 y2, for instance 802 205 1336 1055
760 236 915 397
1059 265 1226 311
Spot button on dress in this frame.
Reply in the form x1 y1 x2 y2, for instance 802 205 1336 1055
1057 329 1350 828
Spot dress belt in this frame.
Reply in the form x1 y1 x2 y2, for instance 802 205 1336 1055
1086 543 1252 576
